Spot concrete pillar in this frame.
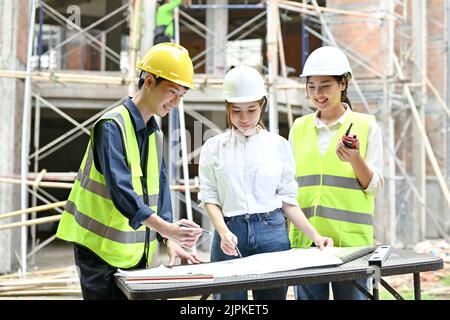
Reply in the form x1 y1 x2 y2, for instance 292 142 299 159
139 0 157 56
105 0 122 71
205 0 228 75
0 0 28 274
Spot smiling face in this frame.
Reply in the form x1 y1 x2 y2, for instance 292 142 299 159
228 100 262 134
306 75 346 112
144 75 188 117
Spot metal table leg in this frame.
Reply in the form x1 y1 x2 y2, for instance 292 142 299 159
413 273 421 300
372 278 379 300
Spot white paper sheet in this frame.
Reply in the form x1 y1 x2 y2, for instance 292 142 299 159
116 247 352 281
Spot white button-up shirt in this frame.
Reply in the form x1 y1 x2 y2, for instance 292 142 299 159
198 128 299 217
288 106 384 196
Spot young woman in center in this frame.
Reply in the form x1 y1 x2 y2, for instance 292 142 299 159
198 65 333 300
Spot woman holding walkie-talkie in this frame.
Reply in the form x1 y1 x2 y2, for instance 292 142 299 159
288 46 384 300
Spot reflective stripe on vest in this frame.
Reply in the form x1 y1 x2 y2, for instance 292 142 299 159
76 148 159 206
289 110 375 248
64 200 157 243
297 174 362 190
301 206 373 226
56 105 162 268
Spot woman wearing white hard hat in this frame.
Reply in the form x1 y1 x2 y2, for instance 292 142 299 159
289 46 384 300
198 65 333 300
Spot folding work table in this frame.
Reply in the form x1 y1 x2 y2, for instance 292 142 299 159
115 248 443 300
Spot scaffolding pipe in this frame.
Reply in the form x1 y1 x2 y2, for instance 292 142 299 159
0 173 76 182
187 4 265 9
20 0 37 275
0 215 62 231
174 8 194 225
0 201 66 220
128 0 142 96
279 0 394 20
31 98 42 264
276 7 293 128
267 0 279 133
37 1 43 71
301 0 309 67
0 178 73 189
447 0 450 181
382 0 397 246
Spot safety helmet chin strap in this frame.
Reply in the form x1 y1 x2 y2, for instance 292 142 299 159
259 96 268 125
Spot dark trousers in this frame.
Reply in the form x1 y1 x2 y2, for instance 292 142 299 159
153 35 171 45
74 244 145 300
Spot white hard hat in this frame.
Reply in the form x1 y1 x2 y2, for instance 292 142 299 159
223 65 267 103
300 46 352 79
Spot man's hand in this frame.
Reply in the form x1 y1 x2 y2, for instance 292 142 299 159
166 239 205 266
165 218 203 248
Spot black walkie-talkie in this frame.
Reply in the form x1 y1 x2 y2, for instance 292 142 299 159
342 123 357 149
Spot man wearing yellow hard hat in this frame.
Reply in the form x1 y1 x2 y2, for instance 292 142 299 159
56 42 204 300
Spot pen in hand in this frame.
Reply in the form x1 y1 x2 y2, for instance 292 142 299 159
235 245 243 259
178 224 211 234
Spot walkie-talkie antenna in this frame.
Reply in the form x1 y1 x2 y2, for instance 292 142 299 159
345 123 353 136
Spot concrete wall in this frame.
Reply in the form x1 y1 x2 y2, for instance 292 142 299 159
0 0 28 273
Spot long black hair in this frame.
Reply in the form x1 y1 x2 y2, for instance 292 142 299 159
333 72 352 109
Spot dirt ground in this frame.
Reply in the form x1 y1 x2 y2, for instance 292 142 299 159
380 239 450 300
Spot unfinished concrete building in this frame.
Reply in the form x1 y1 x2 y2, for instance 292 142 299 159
0 0 449 283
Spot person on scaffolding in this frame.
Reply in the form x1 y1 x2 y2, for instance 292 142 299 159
198 65 333 300
56 43 204 300
289 46 384 300
154 0 185 44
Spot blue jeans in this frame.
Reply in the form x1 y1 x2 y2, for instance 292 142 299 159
294 279 370 300
211 208 290 300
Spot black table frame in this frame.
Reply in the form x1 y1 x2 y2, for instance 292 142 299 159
116 249 443 300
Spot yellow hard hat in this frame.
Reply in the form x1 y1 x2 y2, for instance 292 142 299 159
136 42 195 89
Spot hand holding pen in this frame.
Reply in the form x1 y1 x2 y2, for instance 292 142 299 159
178 223 211 235
235 245 243 259
219 231 242 258
167 219 203 248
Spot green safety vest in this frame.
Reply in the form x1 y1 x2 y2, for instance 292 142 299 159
56 105 162 268
156 0 182 38
289 110 375 248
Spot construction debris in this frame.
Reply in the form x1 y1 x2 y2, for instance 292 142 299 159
384 239 450 298
0 266 81 298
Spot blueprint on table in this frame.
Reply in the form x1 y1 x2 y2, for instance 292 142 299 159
116 246 373 281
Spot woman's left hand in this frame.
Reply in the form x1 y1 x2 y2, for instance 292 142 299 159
166 239 205 266
336 139 361 164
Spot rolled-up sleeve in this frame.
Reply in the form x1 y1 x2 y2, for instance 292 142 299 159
363 121 385 196
94 121 155 230
198 141 221 208
277 139 299 206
